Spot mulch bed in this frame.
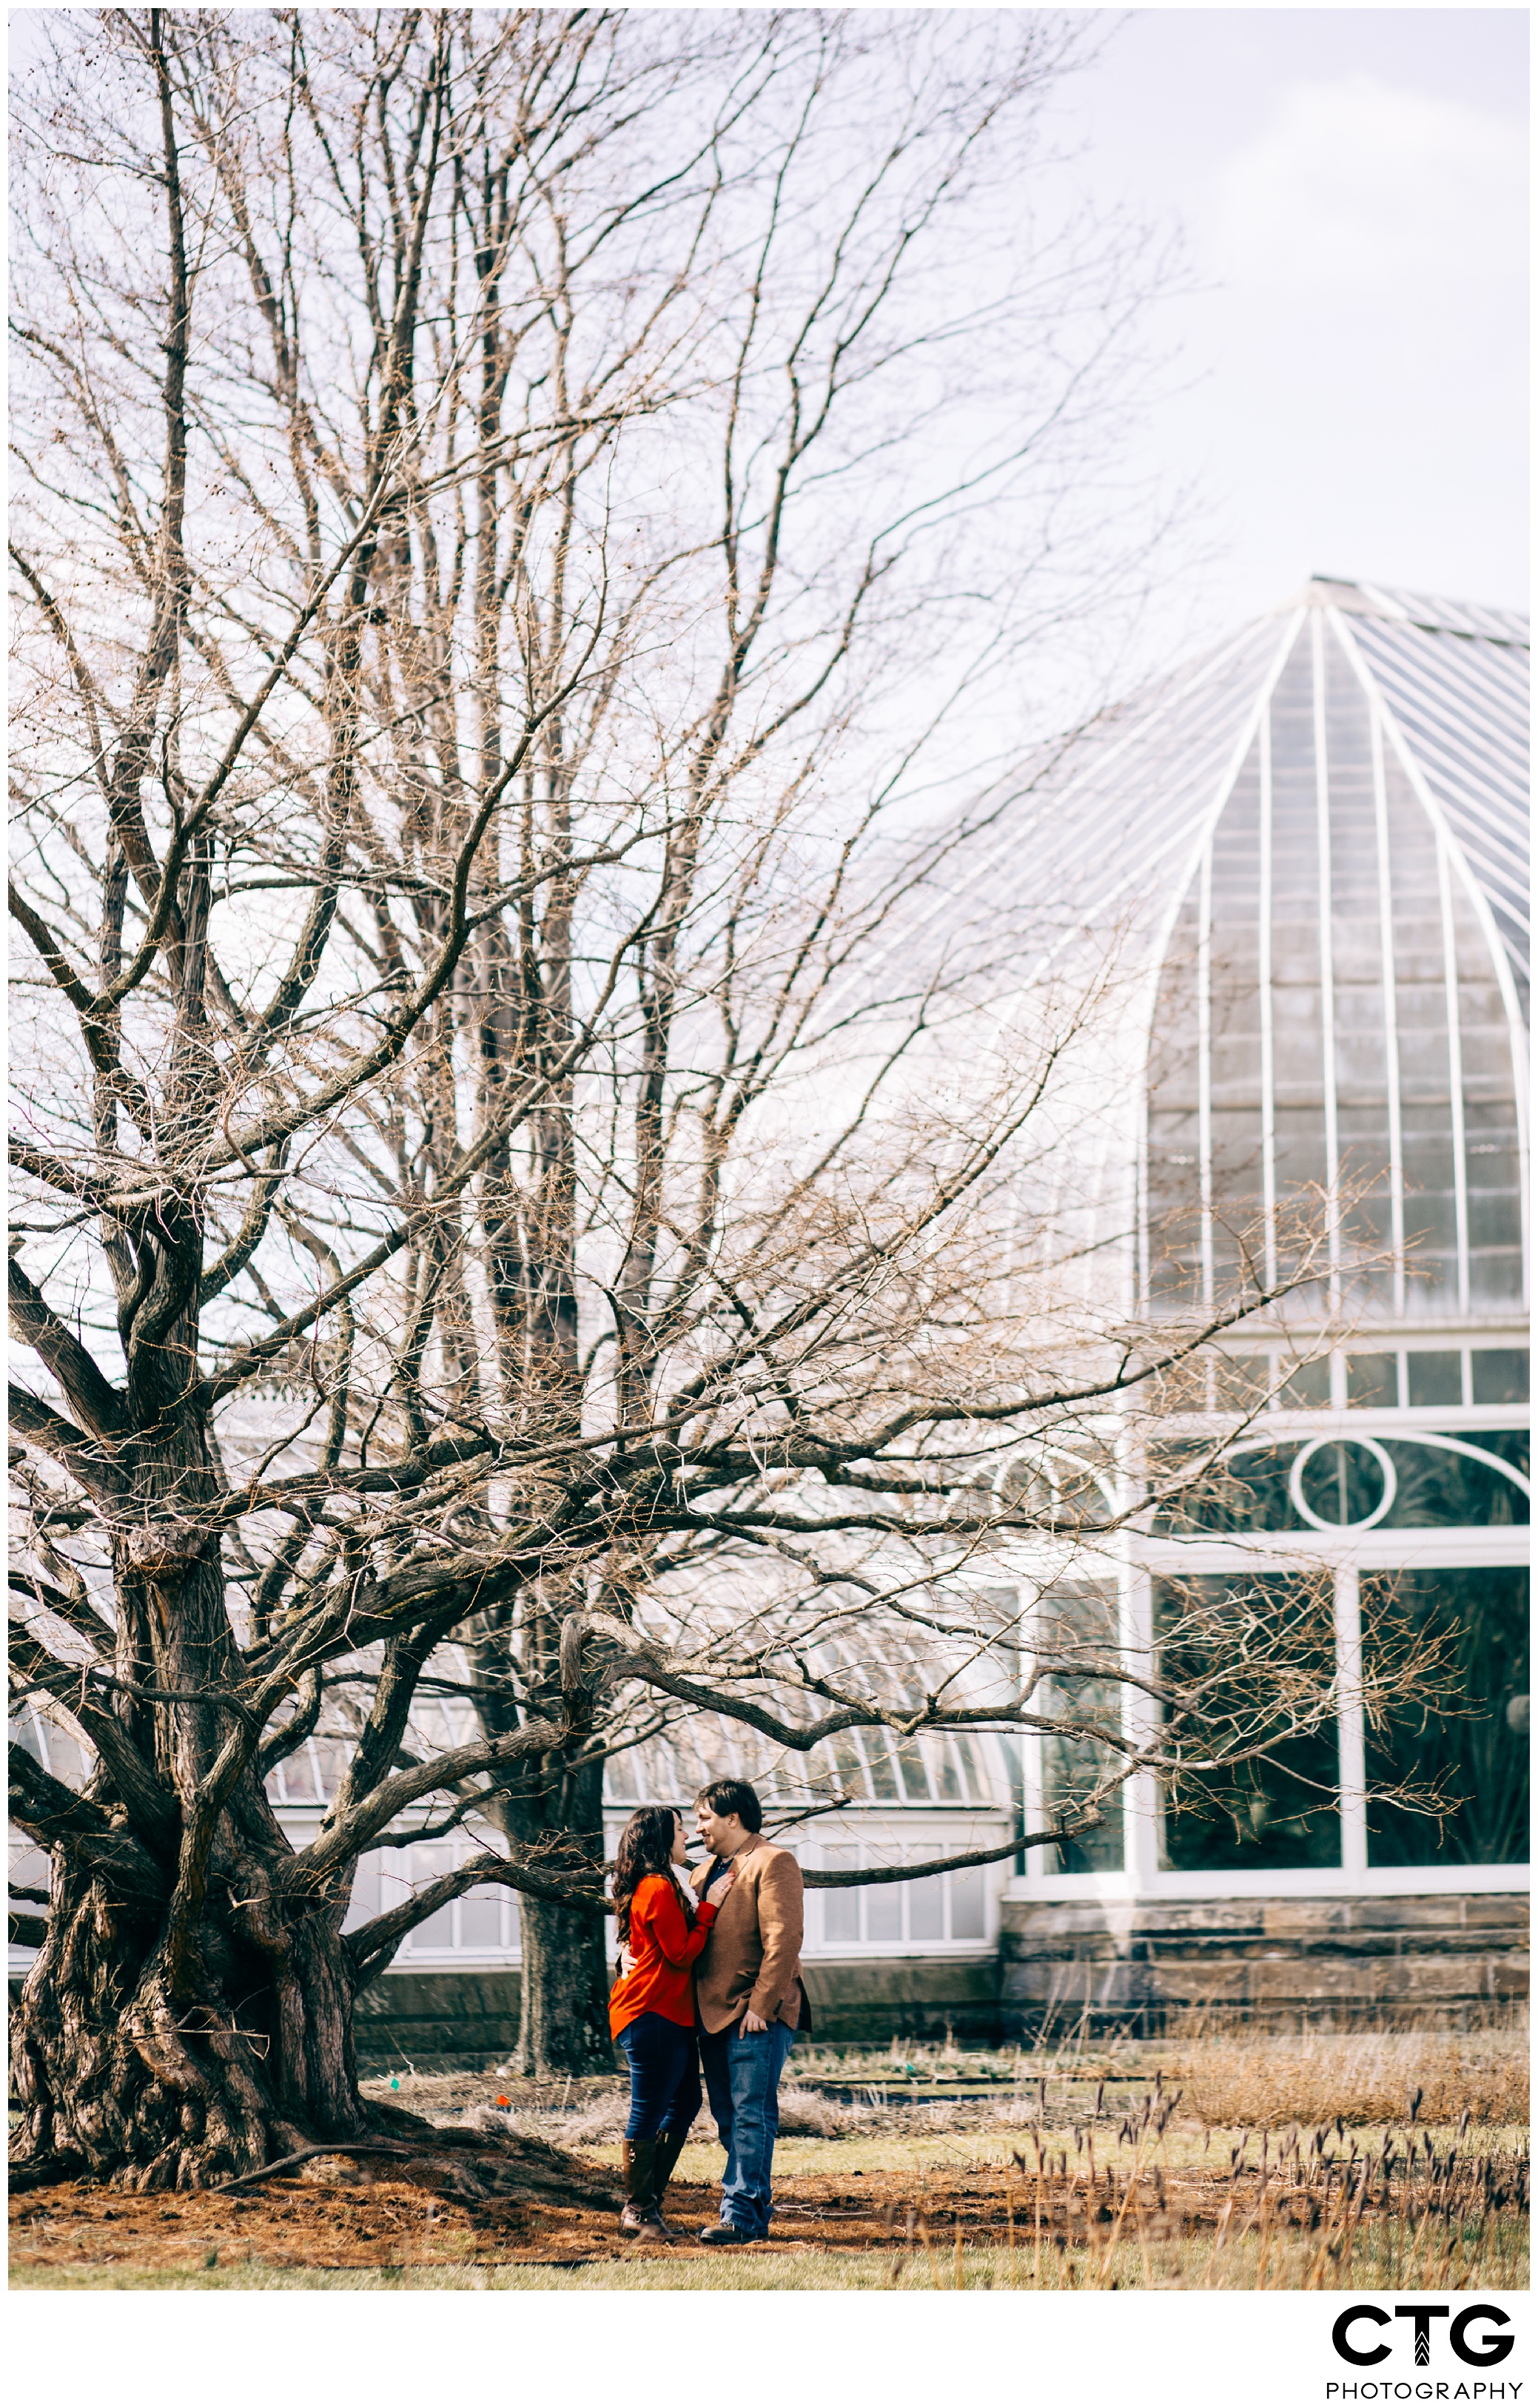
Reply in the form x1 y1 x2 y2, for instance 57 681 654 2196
8 2160 1305 2278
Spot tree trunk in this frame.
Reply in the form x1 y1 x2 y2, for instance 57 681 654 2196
10 1832 617 2204
508 1757 614 2077
9 1841 363 2191
515 1898 615 2079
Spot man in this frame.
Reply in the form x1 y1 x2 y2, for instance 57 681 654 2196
690 1778 810 2244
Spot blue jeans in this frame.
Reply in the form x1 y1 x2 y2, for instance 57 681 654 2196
699 2018 797 2236
617 2012 702 2142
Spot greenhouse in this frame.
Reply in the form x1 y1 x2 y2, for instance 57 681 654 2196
8 579 1526 2046
981 576 1529 2028
348 576 1529 2043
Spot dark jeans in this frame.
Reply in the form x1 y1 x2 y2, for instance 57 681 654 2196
617 2011 702 2142
699 2017 797 2236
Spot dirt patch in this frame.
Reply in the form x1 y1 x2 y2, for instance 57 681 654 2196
2 2156 1428 2281
11 2173 549 2276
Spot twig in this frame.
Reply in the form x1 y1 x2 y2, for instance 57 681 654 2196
207 2139 416 2193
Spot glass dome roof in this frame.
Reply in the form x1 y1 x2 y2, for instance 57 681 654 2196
604 1712 1012 1814
956 579 1528 1325
249 1638 1018 1820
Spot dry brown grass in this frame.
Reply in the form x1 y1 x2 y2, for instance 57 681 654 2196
1174 2025 1528 2133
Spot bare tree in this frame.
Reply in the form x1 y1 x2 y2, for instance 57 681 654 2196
7 9 1440 2192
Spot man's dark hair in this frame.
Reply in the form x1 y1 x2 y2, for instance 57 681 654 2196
696 1778 762 1832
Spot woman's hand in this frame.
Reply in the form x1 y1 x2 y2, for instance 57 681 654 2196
703 1866 735 1909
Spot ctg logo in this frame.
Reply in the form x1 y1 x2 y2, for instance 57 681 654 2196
1333 2306 1516 2370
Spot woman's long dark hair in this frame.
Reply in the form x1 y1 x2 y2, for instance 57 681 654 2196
611 1806 693 1945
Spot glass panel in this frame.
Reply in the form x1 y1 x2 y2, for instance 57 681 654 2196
865 1874 904 1945
1326 627 1395 1277
1177 1430 1531 1534
1406 1351 1463 1408
1156 1445 1301 1534
1213 1352 1272 1408
949 1867 987 1940
1297 1441 1389 1526
1378 1433 1529 1527
342 1852 380 1934
459 1886 504 1951
44 1722 91 1788
858 1733 900 1802
1471 1349 1529 1406
375 1853 414 1923
954 1734 988 1801
821 1846 860 1944
907 1861 946 1941
8 1711 45 1771
1347 1351 1400 1407
407 1843 456 1949
277 1742 319 1803
894 1738 931 1801
8 1841 50 1897
1209 752 1266 1295
1385 758 1458 1307
1146 884 1203 1305
1278 1356 1331 1408
931 1743 963 1803
1038 1583 1126 1871
1155 1574 1341 1872
312 1739 348 1799
1054 1447 1116 1530
1364 1568 1529 1866
1451 880 1524 1305
829 1733 870 1801
1269 635 1328 1291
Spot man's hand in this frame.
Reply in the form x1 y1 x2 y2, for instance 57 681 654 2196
741 2009 770 2034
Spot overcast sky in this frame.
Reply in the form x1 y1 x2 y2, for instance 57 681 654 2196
1063 4 1528 637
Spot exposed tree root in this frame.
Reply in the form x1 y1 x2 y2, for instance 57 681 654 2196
205 2111 619 2207
10 2101 617 2211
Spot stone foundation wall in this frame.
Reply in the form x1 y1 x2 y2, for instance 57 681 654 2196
799 1954 1001 2045
999 1893 1531 2033
355 1968 523 2069
352 1954 1004 2068
15 1894 1525 2074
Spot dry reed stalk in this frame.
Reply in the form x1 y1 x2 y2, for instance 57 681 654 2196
1210 2190 1238 2289
1254 2173 1275 2290
1095 2131 1151 2286
1306 2155 1358 2289
1137 2182 1154 2291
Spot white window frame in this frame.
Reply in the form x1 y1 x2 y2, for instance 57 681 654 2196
808 1825 1009 1952
1008 1369 1530 1906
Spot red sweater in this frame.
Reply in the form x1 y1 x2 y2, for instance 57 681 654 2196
608 1872 718 2039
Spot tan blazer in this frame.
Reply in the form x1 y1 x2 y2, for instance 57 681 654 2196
689 1833 805 2034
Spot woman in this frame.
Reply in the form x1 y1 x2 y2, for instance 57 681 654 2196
609 1805 733 2239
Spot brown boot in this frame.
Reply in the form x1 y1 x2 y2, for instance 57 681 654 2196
648 2125 691 2237
619 2139 668 2240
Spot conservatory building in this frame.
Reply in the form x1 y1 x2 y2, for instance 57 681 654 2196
342 576 1527 2054
990 576 1529 2031
9 579 1526 2053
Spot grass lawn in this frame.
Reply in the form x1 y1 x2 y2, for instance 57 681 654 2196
12 2026 1528 2293
14 2219 1530 2293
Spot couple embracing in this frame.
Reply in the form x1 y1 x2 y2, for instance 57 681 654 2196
608 1778 810 2246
